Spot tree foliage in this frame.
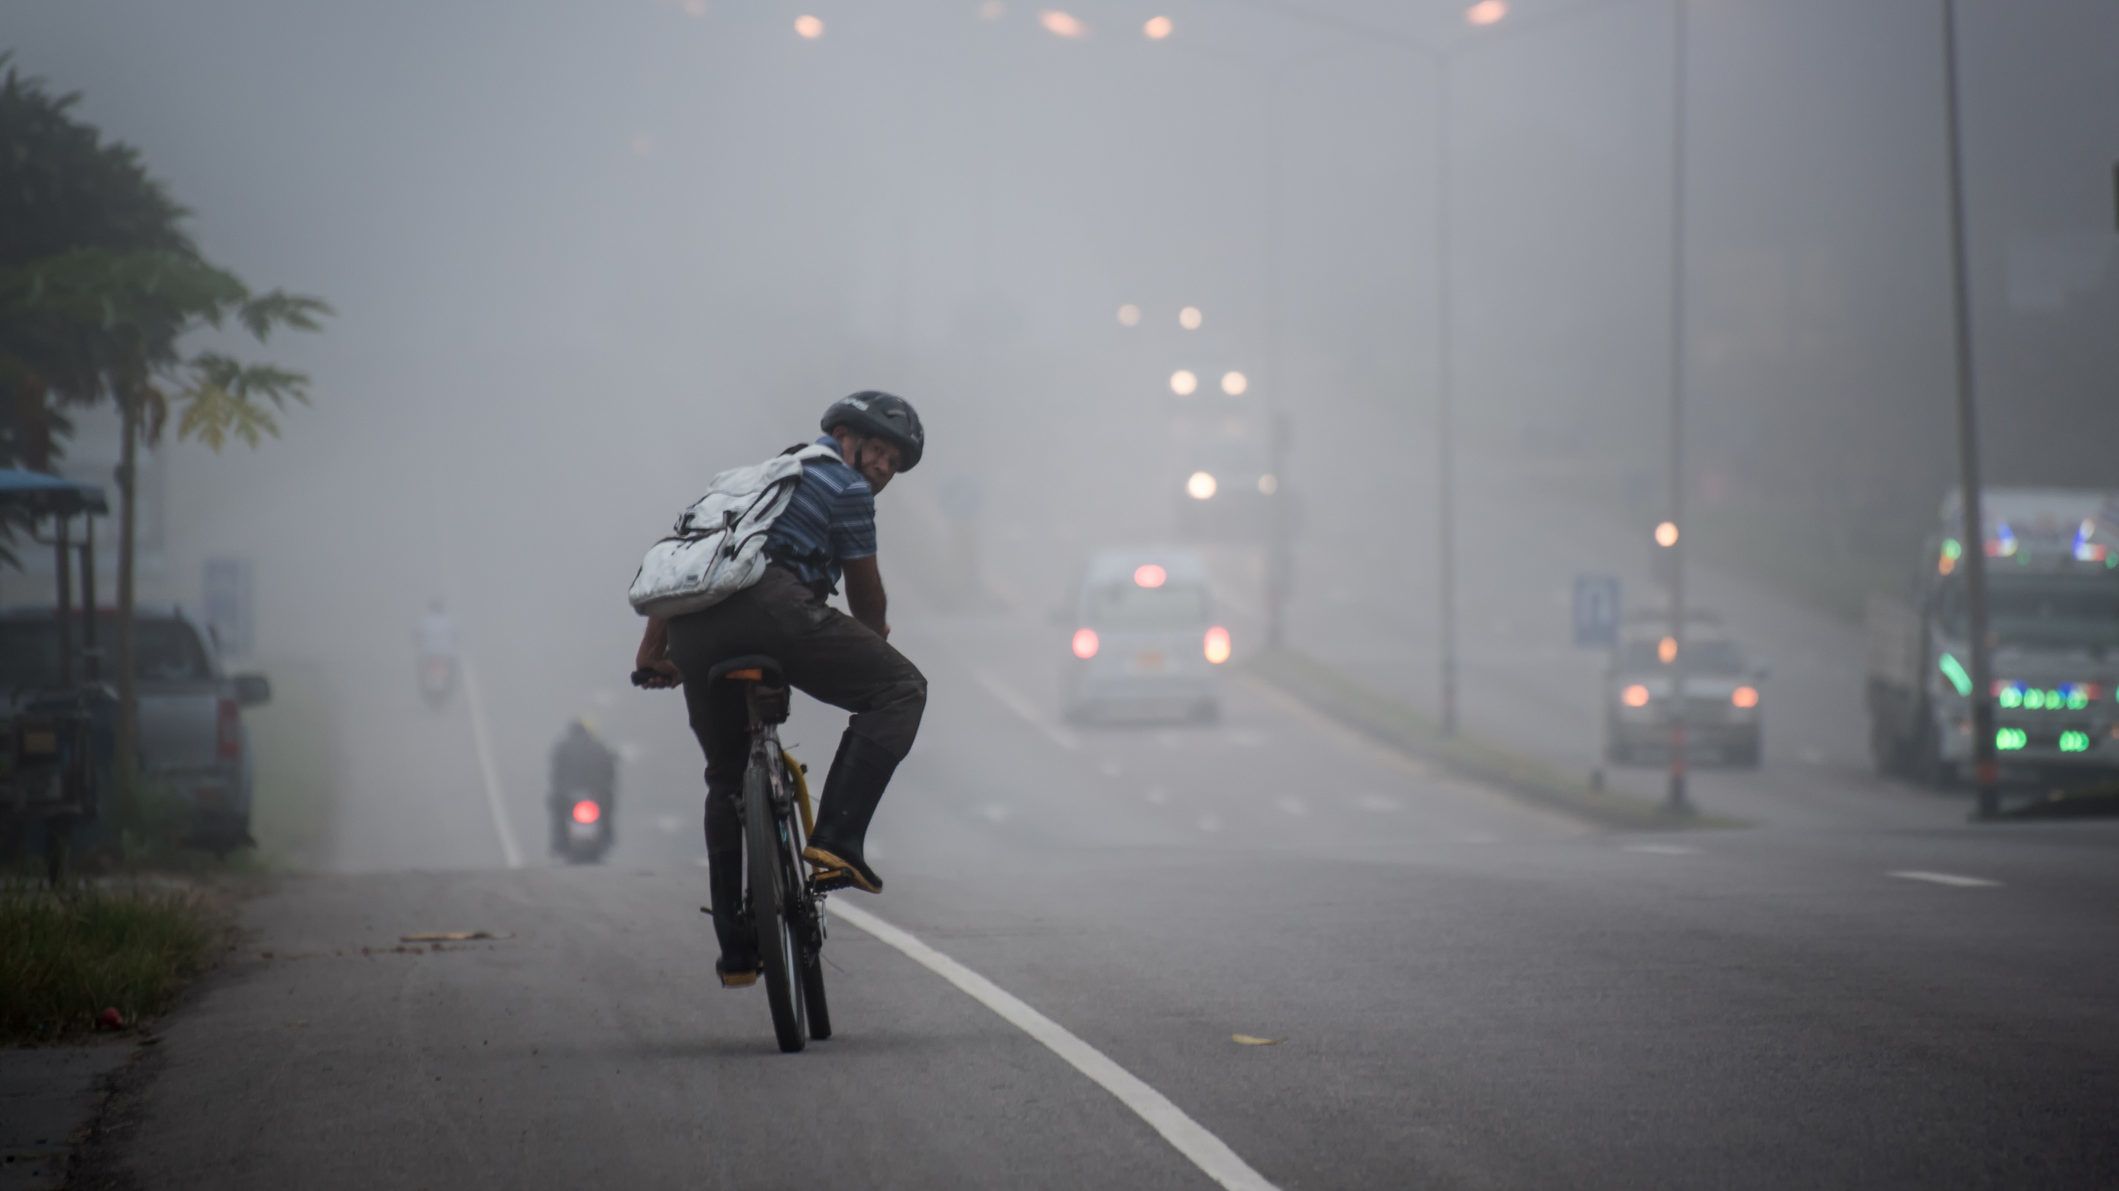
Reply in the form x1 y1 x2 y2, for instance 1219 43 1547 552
0 54 331 478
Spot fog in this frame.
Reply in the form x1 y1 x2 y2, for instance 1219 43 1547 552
6 0 2115 869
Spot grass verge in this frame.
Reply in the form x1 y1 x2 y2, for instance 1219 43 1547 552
1 881 227 1044
1246 647 1744 832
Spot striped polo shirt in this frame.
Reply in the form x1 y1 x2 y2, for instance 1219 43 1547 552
764 436 877 595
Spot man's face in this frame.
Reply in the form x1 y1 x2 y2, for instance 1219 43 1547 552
853 438 903 493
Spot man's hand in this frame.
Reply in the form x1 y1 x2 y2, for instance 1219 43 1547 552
634 659 683 689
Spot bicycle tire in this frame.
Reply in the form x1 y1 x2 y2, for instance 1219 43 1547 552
799 887 832 1040
744 757 805 1053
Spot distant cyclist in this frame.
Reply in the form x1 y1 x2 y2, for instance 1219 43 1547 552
634 391 928 987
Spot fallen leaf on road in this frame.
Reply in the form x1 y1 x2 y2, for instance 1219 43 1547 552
1231 1034 1281 1046
399 930 509 942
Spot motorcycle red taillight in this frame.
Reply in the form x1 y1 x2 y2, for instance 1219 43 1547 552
571 800 602 825
216 697 241 762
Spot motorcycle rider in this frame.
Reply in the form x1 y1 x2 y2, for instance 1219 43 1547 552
634 391 928 988
549 716 618 856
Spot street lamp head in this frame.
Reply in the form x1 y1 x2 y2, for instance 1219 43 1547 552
1655 520 1680 548
1170 369 1199 397
794 14 825 39
1221 370 1248 397
1465 1 1508 28
1117 304 1142 327
1040 10 1087 39
1178 306 1203 331
1143 16 1173 40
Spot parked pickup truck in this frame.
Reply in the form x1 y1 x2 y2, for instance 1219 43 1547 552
1 605 269 852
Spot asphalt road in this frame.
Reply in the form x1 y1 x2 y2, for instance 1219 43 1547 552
89 567 2119 1188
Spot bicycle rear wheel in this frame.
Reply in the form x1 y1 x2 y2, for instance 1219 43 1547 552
744 758 806 1053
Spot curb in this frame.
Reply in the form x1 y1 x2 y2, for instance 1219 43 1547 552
1245 647 1744 833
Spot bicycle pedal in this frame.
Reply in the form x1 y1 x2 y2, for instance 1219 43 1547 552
812 871 856 893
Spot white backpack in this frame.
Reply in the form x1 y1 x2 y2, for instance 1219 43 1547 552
627 442 841 618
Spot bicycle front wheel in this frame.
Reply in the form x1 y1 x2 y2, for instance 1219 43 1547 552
744 759 806 1053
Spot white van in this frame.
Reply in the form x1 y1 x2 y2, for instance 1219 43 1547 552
1060 549 1229 725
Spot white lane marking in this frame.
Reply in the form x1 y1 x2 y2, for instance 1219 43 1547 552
1624 843 1698 856
457 657 523 870
830 903 1278 1191
970 667 1080 751
1889 870 2001 889
1274 796 1308 818
1354 794 1401 814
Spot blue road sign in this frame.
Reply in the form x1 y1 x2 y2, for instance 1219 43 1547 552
1572 574 1621 649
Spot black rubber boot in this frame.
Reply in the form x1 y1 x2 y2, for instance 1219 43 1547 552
802 732 897 894
704 773 757 986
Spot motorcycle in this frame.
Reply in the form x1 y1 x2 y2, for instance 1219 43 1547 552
417 654 456 708
554 789 613 864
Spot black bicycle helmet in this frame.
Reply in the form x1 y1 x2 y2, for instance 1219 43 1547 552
820 390 925 472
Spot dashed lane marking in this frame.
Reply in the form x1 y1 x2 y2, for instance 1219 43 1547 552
1624 843 1699 856
1889 870 2001 889
831 903 1280 1191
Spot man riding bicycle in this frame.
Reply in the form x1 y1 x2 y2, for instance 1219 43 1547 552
633 391 928 987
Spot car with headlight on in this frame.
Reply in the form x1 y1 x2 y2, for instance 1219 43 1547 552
1171 419 1279 544
1603 612 1765 767
1061 549 1230 725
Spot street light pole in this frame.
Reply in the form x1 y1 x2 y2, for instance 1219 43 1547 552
1437 57 1461 738
1941 0 1999 819
1665 0 1692 814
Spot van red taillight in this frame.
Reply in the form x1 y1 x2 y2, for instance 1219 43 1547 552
216 697 241 762
1072 628 1100 660
572 800 602 825
1204 625 1232 665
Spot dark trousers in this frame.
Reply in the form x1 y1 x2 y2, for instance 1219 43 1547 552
664 566 926 862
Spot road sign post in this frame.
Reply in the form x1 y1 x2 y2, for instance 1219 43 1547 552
1572 574 1622 650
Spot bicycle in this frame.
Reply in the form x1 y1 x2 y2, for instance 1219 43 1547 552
635 655 839 1053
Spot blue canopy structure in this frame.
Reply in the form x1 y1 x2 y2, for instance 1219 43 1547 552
0 468 109 517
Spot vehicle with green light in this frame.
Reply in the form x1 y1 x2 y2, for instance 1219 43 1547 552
1865 488 2119 786
1602 610 1765 767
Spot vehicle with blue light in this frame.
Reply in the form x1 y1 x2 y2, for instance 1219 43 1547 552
1602 610 1765 767
1866 488 2119 786
1060 548 1230 725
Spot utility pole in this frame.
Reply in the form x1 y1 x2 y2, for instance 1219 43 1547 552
1941 0 1999 819
1664 0 1692 815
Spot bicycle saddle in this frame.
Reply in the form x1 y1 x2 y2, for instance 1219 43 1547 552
707 655 785 686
